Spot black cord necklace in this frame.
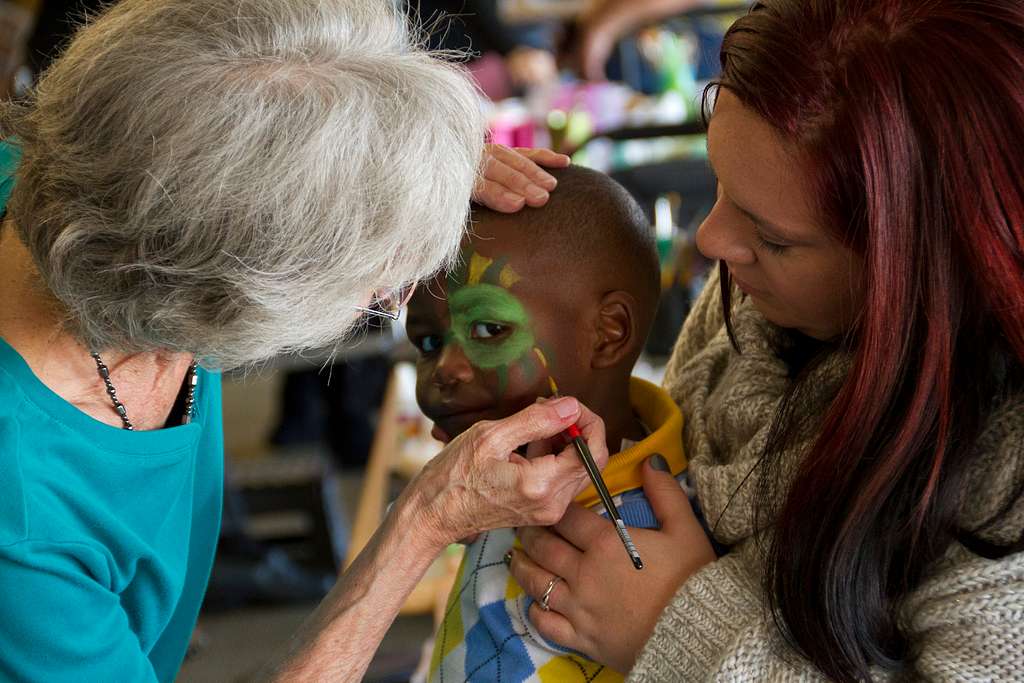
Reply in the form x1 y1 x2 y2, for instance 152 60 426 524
90 352 198 430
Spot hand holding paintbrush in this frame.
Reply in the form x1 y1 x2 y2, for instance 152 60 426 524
547 376 645 570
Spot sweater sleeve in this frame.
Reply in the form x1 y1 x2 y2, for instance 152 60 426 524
901 544 1024 680
628 542 1024 681
626 547 781 682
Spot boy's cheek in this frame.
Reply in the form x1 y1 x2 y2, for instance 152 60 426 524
492 377 553 418
414 364 439 415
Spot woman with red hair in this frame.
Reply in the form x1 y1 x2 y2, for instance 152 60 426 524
510 1 1024 680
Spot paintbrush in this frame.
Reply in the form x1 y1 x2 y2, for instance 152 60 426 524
548 376 644 570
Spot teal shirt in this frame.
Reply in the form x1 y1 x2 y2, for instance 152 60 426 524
0 141 224 682
0 139 17 209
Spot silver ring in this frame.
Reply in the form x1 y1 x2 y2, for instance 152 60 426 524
539 575 563 612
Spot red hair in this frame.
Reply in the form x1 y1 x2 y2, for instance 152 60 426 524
714 1 1024 679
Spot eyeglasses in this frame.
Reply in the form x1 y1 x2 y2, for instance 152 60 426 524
353 282 417 321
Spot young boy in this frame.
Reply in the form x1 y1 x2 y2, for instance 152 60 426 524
406 166 688 682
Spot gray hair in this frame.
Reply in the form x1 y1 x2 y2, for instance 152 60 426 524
0 0 485 368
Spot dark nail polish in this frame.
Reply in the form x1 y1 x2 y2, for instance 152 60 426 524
649 454 670 472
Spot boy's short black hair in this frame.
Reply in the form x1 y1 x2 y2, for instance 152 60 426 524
469 165 660 331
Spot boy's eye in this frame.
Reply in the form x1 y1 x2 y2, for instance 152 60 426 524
413 334 443 354
470 322 510 340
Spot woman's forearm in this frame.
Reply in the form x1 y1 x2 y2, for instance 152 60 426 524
260 485 446 682
258 398 607 680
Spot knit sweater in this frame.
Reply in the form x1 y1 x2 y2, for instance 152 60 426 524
628 268 1024 682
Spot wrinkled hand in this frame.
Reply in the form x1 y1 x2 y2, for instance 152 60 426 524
473 144 570 213
409 396 608 550
509 457 716 673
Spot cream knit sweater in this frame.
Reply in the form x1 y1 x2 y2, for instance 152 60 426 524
628 269 1024 682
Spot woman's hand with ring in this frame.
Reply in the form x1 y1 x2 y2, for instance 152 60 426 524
404 396 609 553
473 144 571 213
538 575 564 611
509 456 717 673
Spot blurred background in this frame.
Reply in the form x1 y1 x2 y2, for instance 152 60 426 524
0 0 746 679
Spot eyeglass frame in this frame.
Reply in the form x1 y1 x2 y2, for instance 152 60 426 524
353 282 417 321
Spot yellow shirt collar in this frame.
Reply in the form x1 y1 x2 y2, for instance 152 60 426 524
573 377 687 509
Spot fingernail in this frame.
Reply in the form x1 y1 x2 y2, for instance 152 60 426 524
552 396 578 419
538 174 557 190
648 454 670 472
527 185 549 202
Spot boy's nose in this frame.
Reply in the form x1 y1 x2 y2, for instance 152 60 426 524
696 196 757 267
432 343 475 388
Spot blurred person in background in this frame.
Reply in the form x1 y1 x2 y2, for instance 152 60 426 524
413 0 560 90
570 0 748 80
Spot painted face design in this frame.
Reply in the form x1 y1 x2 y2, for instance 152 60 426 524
407 247 556 439
446 254 534 390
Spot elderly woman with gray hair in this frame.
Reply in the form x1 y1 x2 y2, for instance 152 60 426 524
0 1 607 681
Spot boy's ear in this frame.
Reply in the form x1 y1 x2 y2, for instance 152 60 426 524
591 291 639 370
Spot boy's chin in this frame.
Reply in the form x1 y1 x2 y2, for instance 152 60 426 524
430 424 452 443
427 395 544 444
431 408 503 443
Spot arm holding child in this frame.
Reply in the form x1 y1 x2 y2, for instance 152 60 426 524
510 457 716 673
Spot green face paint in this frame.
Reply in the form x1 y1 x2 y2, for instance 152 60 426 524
446 284 535 370
438 248 546 394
